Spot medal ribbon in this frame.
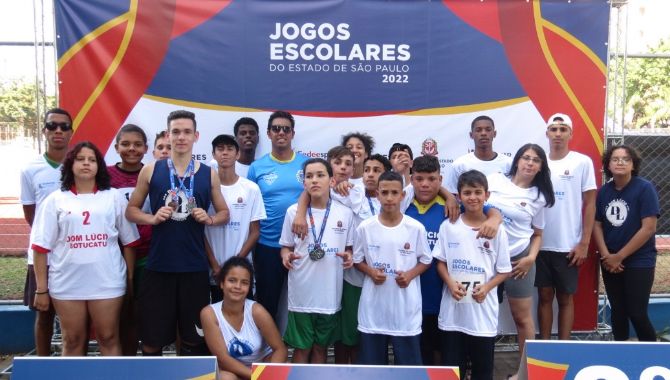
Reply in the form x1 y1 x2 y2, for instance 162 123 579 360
167 159 195 201
308 198 332 249
367 196 376 216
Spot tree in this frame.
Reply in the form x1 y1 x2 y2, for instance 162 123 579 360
0 80 55 135
625 39 670 129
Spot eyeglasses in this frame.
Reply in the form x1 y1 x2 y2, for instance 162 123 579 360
44 121 72 131
270 125 292 134
611 157 631 164
520 155 542 164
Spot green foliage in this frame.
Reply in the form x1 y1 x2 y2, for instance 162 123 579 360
0 80 55 131
625 39 670 129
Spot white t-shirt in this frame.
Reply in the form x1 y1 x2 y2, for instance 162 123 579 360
331 181 371 287
433 218 511 337
30 188 140 300
354 215 433 336
446 152 512 193
20 155 62 265
279 200 354 314
210 299 272 367
235 162 250 179
487 173 546 257
542 151 596 252
334 180 414 287
205 177 266 270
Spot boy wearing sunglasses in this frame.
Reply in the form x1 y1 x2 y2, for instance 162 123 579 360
247 110 308 324
20 108 73 356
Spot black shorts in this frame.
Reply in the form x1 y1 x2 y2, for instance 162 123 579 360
23 264 55 313
420 314 441 365
138 270 210 348
534 250 578 294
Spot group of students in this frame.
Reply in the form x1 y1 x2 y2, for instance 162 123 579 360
21 108 659 380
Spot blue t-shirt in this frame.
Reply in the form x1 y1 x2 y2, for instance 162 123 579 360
247 152 308 247
595 176 660 268
148 159 212 272
405 197 443 315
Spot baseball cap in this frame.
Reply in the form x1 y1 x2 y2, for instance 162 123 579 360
211 134 239 150
546 113 573 129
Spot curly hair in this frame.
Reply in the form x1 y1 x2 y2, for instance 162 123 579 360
602 144 641 179
342 132 375 157
60 141 111 191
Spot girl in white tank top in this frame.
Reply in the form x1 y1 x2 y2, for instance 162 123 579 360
201 257 287 379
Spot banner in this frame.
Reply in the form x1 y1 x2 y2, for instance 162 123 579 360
55 0 609 331
523 340 670 380
12 357 216 379
251 363 459 380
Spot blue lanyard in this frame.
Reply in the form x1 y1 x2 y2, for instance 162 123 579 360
167 159 195 200
367 196 376 216
308 198 332 248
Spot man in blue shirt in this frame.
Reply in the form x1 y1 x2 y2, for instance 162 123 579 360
248 110 308 322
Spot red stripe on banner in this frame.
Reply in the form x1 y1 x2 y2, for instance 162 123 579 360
497 2 604 158
426 367 460 380
171 0 232 38
253 365 291 380
545 28 606 172
527 360 568 380
442 0 502 42
68 0 178 149
59 22 127 120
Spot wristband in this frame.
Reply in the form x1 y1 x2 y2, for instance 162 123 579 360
35 290 48 295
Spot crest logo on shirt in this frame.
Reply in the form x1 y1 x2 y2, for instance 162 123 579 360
332 220 346 234
296 170 304 183
520 202 527 207
237 197 243 203
421 138 439 156
478 239 493 255
262 172 278 185
564 169 570 175
398 242 413 256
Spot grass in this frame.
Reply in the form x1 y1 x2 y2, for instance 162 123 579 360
0 256 25 300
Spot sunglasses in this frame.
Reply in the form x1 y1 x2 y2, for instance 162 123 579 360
270 125 292 134
44 121 72 131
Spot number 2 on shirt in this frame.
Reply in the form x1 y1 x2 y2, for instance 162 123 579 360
82 211 91 225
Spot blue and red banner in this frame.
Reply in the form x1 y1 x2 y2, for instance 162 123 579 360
55 0 609 331
12 356 216 379
524 340 670 380
251 363 459 380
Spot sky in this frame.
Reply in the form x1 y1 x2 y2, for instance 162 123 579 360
0 0 669 95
